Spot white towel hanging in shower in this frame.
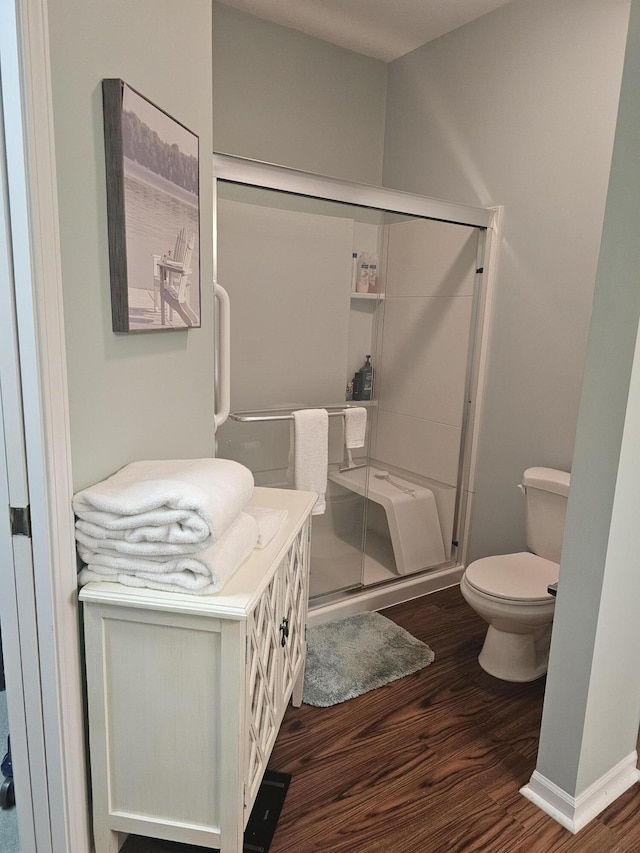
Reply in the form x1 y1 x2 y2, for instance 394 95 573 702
286 409 329 515
344 406 367 449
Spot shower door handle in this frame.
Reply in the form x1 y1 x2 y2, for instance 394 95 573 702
214 280 230 429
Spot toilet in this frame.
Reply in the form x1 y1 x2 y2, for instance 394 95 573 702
460 467 570 682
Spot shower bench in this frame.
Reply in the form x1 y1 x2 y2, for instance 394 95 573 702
329 465 446 574
80 487 315 853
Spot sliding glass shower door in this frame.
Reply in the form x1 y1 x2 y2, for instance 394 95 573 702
214 181 383 597
213 155 493 603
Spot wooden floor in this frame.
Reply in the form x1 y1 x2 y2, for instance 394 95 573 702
122 586 640 853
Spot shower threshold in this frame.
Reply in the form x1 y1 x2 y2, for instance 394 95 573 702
308 560 464 628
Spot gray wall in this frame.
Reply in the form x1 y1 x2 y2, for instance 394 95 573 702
382 0 631 562
212 3 388 184
536 0 640 796
48 0 214 490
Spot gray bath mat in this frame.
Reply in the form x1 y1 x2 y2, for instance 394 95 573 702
303 611 435 707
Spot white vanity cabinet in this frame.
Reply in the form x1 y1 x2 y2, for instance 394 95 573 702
79 487 315 853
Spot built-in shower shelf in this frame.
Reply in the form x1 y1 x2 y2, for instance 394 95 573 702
350 291 385 300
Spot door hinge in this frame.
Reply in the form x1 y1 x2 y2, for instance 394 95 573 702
10 505 31 537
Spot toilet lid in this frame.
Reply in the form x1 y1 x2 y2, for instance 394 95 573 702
464 552 559 602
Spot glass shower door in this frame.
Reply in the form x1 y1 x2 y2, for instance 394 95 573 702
213 157 491 603
214 181 381 598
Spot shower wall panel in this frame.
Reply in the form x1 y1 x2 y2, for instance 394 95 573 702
377 296 473 426
218 198 353 410
216 197 353 479
383 219 477 298
374 412 462 486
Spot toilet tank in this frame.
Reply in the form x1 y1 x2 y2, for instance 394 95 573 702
522 467 571 563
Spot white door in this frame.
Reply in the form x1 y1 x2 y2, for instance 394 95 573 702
0 2 91 850
0 10 55 841
0 103 49 852
0 294 47 853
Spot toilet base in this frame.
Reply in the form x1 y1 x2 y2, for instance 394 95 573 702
478 623 551 683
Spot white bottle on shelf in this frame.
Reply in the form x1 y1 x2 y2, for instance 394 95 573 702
356 252 370 293
368 254 379 293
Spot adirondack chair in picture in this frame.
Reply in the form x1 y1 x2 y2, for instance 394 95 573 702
152 226 198 327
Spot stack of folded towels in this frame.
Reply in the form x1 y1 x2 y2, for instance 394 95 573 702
73 458 287 595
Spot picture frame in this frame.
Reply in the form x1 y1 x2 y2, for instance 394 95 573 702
102 79 201 332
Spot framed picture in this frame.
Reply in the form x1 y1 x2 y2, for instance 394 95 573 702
102 79 201 332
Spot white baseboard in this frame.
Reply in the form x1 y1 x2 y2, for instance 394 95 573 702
520 752 640 834
308 564 464 627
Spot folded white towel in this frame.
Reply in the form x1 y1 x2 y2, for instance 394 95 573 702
72 458 254 551
344 407 367 449
74 525 206 557
77 511 259 595
286 409 328 515
244 506 288 549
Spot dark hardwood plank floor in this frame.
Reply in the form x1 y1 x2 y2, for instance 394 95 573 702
121 585 640 853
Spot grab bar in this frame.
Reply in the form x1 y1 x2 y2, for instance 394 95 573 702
230 405 361 423
213 281 231 429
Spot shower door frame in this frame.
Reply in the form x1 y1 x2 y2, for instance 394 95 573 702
212 152 502 616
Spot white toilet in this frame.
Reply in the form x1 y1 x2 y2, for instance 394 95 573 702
460 467 570 682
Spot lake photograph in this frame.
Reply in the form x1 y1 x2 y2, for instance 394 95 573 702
119 83 200 331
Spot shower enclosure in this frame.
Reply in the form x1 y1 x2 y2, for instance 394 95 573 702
213 154 499 620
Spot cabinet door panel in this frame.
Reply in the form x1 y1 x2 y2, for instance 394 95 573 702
102 613 221 827
281 526 308 701
246 572 280 805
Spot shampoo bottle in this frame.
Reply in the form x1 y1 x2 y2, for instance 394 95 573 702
358 355 374 401
356 252 370 293
368 254 379 293
352 371 361 400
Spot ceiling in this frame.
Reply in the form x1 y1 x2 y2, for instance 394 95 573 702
215 0 517 63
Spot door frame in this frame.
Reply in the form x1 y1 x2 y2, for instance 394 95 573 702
0 0 90 850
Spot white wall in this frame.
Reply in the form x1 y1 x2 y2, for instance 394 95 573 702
48 0 214 490
382 0 630 562
212 2 388 184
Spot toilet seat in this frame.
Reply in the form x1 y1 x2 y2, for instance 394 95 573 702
464 552 558 603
